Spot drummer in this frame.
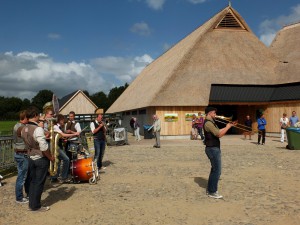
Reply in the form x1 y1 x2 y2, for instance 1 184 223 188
65 111 82 158
52 114 80 183
65 111 81 135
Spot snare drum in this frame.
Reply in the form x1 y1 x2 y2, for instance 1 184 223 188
71 157 96 181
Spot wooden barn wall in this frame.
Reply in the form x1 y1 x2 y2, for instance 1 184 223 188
237 102 300 134
264 102 300 133
60 93 97 115
155 106 205 136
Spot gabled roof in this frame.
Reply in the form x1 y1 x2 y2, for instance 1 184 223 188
107 6 279 113
59 90 98 111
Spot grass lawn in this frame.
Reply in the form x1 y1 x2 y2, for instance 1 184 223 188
0 121 17 134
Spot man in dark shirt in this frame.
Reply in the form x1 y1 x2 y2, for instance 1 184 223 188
203 106 236 199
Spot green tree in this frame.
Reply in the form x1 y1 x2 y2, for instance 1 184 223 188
107 83 128 109
90 91 108 111
31 90 53 111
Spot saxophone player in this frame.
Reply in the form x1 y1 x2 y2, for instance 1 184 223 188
51 114 80 183
21 106 54 212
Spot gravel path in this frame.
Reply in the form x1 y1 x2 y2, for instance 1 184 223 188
1 135 299 225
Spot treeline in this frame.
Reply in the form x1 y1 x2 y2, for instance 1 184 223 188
0 83 128 120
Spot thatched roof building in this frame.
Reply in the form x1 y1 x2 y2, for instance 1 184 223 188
107 6 280 113
106 5 300 137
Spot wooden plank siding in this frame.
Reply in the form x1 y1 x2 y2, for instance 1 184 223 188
60 92 97 115
155 106 205 136
265 102 300 133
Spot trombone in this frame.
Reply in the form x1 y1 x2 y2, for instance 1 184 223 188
214 115 261 134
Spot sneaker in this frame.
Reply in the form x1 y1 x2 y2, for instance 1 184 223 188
29 206 50 212
208 192 223 199
16 198 29 204
58 178 71 184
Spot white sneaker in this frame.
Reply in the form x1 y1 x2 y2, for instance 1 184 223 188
16 198 29 204
208 192 223 199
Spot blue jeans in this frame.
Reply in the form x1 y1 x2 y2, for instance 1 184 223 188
94 139 106 168
52 148 70 180
14 152 30 201
205 146 222 193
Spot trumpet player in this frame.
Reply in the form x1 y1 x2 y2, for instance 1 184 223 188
90 113 107 171
21 106 54 212
203 106 236 199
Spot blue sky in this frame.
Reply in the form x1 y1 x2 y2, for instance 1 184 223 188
0 0 299 99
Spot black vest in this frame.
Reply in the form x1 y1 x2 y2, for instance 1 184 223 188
66 121 77 132
92 121 106 141
204 119 220 147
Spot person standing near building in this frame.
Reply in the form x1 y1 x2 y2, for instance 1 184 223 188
257 114 267 145
279 113 289 143
152 115 161 148
191 115 198 140
90 114 107 171
13 110 30 204
133 117 141 141
289 111 299 127
203 106 236 199
196 112 205 140
243 115 252 140
21 106 54 212
130 117 135 136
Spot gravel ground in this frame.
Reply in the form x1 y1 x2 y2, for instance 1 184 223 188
1 134 299 225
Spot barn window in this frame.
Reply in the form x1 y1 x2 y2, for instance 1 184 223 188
132 110 137 115
215 11 246 30
139 109 146 115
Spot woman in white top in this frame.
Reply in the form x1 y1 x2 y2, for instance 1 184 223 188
279 113 289 143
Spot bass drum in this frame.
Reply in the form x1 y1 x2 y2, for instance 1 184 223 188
71 157 96 182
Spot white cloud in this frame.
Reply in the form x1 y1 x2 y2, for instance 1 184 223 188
47 33 61 40
146 0 166 10
259 4 300 46
187 0 206 4
130 22 152 36
90 54 153 83
0 51 153 99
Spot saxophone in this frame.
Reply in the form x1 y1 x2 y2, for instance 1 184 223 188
48 118 60 176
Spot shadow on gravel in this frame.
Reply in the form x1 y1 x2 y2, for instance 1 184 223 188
103 160 114 167
43 186 76 206
194 177 207 189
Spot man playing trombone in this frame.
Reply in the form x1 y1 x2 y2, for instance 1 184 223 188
203 106 236 199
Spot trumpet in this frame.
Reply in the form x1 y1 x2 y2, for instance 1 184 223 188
214 115 261 134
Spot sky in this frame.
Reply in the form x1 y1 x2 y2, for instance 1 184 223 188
0 0 299 100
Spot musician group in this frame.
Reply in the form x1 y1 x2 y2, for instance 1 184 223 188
12 104 300 211
13 106 106 212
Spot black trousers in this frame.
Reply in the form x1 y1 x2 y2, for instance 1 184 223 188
28 157 49 210
258 129 266 144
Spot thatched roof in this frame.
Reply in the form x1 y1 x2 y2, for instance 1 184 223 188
107 6 279 113
270 22 300 83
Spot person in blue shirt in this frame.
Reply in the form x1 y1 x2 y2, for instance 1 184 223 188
289 111 299 127
257 114 267 145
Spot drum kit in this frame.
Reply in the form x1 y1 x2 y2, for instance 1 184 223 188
67 137 99 184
